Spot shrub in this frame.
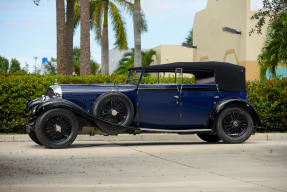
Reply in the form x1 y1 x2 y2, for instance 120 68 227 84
0 74 126 133
247 78 287 132
0 74 286 133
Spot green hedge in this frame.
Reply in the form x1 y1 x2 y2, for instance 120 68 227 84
0 74 126 133
247 78 287 132
0 74 286 133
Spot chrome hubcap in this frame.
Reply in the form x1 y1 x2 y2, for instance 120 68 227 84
111 109 118 116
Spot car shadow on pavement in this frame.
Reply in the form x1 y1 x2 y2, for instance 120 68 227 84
66 141 226 148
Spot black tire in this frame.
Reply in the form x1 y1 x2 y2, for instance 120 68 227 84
28 130 42 145
216 106 254 143
93 92 134 135
35 109 79 149
197 132 221 142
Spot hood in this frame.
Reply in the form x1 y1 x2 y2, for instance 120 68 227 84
60 84 137 95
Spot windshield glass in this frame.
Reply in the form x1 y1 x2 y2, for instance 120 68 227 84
126 70 142 85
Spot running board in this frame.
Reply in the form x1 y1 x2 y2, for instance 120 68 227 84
139 128 212 133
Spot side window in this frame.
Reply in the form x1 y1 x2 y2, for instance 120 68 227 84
141 72 168 84
140 71 195 85
194 71 216 84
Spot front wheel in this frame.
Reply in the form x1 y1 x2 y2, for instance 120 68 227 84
35 109 79 149
216 106 254 143
28 130 42 145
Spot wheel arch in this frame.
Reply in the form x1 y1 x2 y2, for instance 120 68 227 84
208 98 262 131
34 99 96 128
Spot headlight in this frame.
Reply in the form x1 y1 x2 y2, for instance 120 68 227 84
48 85 62 98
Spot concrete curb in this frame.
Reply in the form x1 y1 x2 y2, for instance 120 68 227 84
0 133 286 142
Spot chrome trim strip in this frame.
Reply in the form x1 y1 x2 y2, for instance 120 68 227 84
139 128 212 133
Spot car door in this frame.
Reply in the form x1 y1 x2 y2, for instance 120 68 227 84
137 83 181 128
180 84 219 128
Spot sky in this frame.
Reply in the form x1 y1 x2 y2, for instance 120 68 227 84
0 0 263 72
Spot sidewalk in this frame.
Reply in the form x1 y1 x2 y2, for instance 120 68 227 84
0 133 286 142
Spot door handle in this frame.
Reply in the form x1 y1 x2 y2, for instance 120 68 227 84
173 95 179 99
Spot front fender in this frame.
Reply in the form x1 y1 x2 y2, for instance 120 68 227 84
208 98 262 130
34 98 95 121
26 98 42 113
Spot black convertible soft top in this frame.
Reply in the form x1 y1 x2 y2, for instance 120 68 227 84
130 61 246 93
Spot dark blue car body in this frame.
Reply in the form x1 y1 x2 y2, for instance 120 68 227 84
26 62 261 148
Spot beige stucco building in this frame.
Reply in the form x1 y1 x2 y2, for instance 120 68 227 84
153 0 268 81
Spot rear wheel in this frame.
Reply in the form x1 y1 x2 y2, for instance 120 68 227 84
197 132 221 142
216 106 253 143
35 109 79 149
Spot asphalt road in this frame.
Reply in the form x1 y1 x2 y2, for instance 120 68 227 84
0 139 287 192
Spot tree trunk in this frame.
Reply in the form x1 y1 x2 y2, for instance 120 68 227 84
133 0 141 67
80 0 91 75
56 0 65 74
64 0 75 75
101 0 109 74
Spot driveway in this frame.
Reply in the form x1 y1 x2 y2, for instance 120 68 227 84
0 139 286 192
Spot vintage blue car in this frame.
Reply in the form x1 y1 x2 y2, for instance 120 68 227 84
26 62 261 148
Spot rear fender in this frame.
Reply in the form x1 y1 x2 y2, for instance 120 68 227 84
208 98 262 131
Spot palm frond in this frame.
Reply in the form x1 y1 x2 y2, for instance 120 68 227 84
140 10 148 32
109 1 128 49
114 0 134 15
91 1 105 43
74 0 81 29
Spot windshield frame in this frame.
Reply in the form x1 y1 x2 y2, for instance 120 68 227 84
126 69 143 85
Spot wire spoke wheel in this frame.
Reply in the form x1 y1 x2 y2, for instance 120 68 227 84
35 109 79 149
97 96 128 124
93 92 134 135
217 106 254 143
222 109 249 137
44 115 72 142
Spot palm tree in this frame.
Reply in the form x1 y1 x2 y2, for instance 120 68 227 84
258 12 287 79
133 0 148 68
182 29 193 47
75 0 147 74
133 0 141 68
64 0 75 75
114 49 156 75
91 0 134 74
56 0 66 74
35 0 74 75
80 0 91 75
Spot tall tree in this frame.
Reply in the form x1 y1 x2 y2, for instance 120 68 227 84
0 56 9 73
250 0 287 79
56 0 66 74
74 0 147 74
80 0 91 75
133 0 141 68
63 0 75 75
250 0 287 35
9 58 21 73
258 12 287 79
35 0 74 75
